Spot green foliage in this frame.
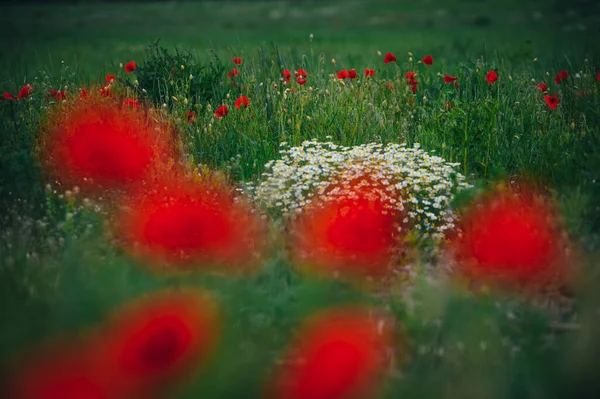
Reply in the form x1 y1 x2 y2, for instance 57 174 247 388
129 41 226 109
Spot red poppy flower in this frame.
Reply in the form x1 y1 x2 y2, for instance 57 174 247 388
7 346 115 399
42 100 172 191
18 85 33 99
116 179 265 268
232 57 243 65
123 98 140 108
409 80 418 94
536 83 548 93
347 69 357 79
451 188 566 288
544 93 559 109
386 82 394 91
364 68 375 77
289 174 403 277
282 69 291 83
100 86 110 97
187 110 197 123
485 70 498 84
444 75 458 84
383 52 396 64
267 307 392 399
215 105 228 118
3 92 16 100
235 95 250 109
337 70 348 79
227 68 239 79
125 61 137 73
95 289 220 397
422 55 433 65
105 75 116 84
404 72 416 81
296 69 308 84
597 72 600 81
554 69 568 85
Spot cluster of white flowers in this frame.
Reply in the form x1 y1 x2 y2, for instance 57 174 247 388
247 140 471 241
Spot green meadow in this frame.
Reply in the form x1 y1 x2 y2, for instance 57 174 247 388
1 0 600 397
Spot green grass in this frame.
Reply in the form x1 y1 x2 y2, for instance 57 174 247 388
1 0 600 398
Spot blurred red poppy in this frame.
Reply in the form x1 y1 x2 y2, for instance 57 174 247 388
409 80 418 94
485 70 498 84
116 178 265 269
296 69 307 84
347 69 357 79
3 92 16 100
42 100 172 191
422 55 433 65
337 70 348 79
536 83 548 93
105 75 116 84
267 307 392 399
18 85 33 99
100 86 110 97
289 173 403 277
364 68 375 77
8 345 114 399
597 72 600 81
125 61 137 73
232 57 242 65
79 89 88 99
215 105 228 118
383 52 396 64
451 188 566 288
235 95 250 109
227 68 239 79
94 289 220 398
404 72 416 81
544 93 559 109
444 75 458 84
386 82 394 91
282 69 291 83
554 69 568 84
123 98 140 108
187 110 197 123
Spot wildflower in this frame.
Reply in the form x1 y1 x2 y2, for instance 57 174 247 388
100 86 110 97
404 72 416 81
536 83 548 93
451 188 567 289
3 92 16 100
105 74 116 84
18 85 33 99
544 93 559 109
386 82 394 91
117 178 265 268
123 98 140 109
485 70 498 84
187 110 197 123
124 61 136 73
282 69 291 83
296 69 307 85
42 100 172 191
227 68 239 79
597 72 600 81
215 105 229 118
232 57 242 65
364 68 375 77
422 55 434 65
337 70 349 79
79 89 88 99
409 80 418 94
95 289 220 398
444 75 458 84
267 307 393 399
383 52 396 63
7 343 116 399
554 69 568 84
347 69 357 79
235 95 250 109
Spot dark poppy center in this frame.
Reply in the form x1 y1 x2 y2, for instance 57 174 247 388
140 328 181 367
